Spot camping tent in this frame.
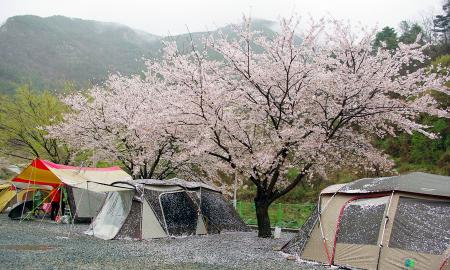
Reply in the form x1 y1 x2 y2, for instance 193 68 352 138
282 172 450 270
86 178 250 240
0 178 55 214
0 182 16 212
11 159 132 221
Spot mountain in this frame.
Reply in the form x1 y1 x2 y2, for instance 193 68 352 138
0 15 161 94
0 15 278 94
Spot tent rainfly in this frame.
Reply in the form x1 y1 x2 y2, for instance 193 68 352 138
0 184 52 214
282 172 450 270
86 178 250 240
11 159 132 221
0 182 16 212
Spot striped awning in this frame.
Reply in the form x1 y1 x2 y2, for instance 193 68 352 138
12 159 132 191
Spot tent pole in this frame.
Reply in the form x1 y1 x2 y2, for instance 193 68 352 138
317 195 332 265
58 186 62 219
376 191 394 270
317 185 346 266
140 187 144 240
38 186 60 226
19 161 35 224
199 187 207 233
68 183 87 237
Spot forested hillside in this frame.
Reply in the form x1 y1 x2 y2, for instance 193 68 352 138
0 15 161 94
0 15 277 94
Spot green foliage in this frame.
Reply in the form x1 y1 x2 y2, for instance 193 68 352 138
374 53 450 176
376 87 450 176
432 54 450 68
374 21 424 51
0 15 161 94
433 0 450 43
236 201 315 228
399 21 424 44
373 26 398 51
0 85 71 163
0 16 280 95
431 54 450 75
378 119 449 176
237 170 358 204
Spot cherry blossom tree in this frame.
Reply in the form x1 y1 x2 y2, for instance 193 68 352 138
47 74 183 179
153 17 449 237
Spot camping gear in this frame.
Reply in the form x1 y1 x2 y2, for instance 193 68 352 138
42 202 51 214
282 172 450 270
0 182 51 213
86 178 250 240
33 190 43 208
8 200 34 220
11 159 132 222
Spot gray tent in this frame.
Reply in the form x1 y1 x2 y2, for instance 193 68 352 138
86 178 249 240
282 172 450 270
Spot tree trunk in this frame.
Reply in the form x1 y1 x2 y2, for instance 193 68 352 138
255 194 272 238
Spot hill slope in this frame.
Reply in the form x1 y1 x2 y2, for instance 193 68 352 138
0 15 161 94
0 16 280 94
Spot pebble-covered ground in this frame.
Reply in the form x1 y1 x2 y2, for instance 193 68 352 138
0 214 330 270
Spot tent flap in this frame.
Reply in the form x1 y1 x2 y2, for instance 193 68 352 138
142 200 167 239
85 191 134 240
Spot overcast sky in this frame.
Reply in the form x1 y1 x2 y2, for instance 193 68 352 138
0 0 444 35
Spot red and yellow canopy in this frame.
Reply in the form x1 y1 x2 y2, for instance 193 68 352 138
13 159 132 189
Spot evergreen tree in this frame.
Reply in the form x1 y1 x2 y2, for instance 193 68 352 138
433 0 450 44
399 21 424 44
373 26 398 50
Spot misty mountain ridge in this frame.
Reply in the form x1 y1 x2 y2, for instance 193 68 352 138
0 15 278 94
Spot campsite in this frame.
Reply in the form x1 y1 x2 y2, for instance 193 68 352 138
1 0 450 269
0 215 324 269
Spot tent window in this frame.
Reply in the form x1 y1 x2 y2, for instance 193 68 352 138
160 191 198 236
337 196 388 245
389 197 450 255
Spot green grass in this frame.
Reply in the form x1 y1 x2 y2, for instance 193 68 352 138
236 201 315 229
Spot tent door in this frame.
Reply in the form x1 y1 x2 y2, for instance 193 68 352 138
333 196 390 270
196 214 207 235
142 200 166 239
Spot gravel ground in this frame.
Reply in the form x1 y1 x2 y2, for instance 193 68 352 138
0 214 330 270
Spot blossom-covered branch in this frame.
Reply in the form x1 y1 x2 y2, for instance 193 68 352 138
47 74 185 179
154 16 448 237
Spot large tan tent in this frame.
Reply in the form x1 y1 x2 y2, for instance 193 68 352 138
282 172 450 270
10 159 132 221
86 178 250 240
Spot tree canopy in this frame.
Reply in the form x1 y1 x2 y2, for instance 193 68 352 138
373 26 399 50
0 85 71 163
151 18 448 237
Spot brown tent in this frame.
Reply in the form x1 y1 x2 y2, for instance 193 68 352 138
282 172 450 270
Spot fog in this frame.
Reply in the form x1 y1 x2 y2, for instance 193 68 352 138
0 0 444 35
